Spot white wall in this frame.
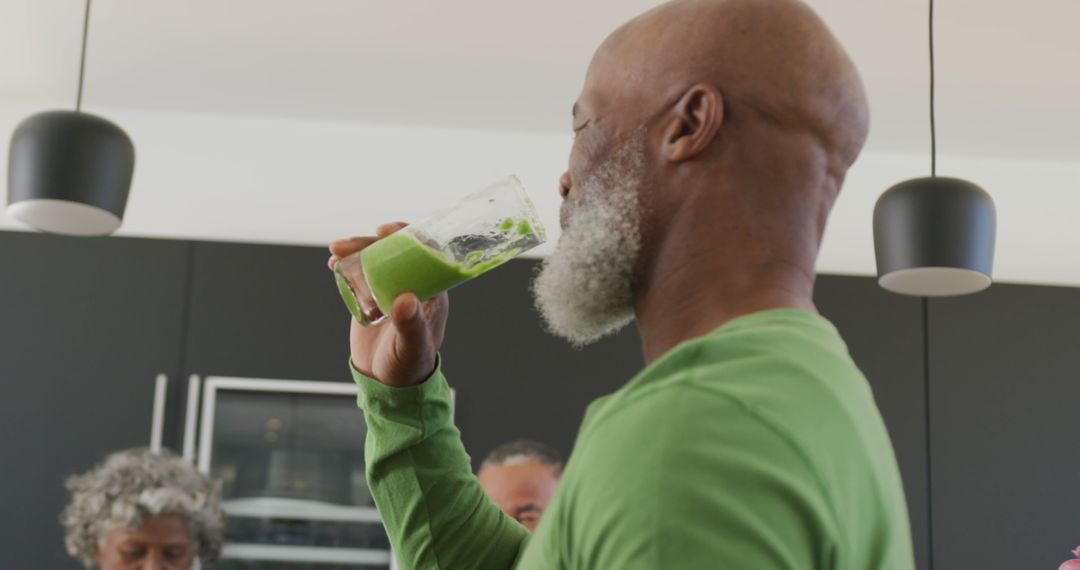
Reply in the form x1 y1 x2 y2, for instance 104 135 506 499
2 102 1078 288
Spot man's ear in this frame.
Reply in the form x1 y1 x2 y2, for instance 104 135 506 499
660 84 724 162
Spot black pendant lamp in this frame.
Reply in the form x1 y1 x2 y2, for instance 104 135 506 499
7 0 134 236
873 0 995 296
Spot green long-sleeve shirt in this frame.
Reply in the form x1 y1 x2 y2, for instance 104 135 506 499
354 309 915 569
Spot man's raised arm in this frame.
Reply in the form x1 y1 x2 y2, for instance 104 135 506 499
355 364 528 569
330 225 528 570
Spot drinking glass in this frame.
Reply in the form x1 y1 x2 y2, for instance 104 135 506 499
334 175 546 325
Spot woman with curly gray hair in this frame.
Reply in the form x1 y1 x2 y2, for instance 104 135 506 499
62 448 225 569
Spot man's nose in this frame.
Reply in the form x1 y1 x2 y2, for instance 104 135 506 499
559 171 572 199
141 551 164 570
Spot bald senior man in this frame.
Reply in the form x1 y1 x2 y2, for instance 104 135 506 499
329 0 914 568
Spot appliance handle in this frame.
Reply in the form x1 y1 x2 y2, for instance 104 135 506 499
149 374 168 454
182 375 201 462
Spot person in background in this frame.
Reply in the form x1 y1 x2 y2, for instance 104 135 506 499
330 0 915 567
62 448 225 570
477 439 563 531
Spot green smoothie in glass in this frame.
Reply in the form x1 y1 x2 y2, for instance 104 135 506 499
359 231 520 315
334 176 545 325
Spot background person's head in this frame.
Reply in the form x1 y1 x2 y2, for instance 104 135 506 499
534 0 870 349
477 440 563 531
62 448 224 570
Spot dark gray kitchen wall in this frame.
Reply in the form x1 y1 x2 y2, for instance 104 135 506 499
5 230 1076 570
181 241 353 382
928 284 1080 570
814 275 929 570
0 231 191 569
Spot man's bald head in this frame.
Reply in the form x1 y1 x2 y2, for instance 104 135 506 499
584 0 868 173
536 0 870 348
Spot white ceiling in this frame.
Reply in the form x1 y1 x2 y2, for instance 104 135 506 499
1 0 1078 161
1 1 1079 288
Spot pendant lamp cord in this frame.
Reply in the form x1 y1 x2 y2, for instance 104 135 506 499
926 3 938 567
75 0 91 112
929 0 936 177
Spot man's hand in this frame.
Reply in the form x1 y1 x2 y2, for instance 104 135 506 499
329 223 449 387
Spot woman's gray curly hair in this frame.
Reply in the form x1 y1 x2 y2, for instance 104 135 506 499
62 448 225 568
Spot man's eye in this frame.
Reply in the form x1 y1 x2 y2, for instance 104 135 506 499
164 547 188 559
120 548 144 561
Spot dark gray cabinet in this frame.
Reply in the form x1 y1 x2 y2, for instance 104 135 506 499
815 275 929 570
928 284 1080 569
181 241 352 383
0 231 190 569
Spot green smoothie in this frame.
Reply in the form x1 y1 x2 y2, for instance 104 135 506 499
360 231 511 316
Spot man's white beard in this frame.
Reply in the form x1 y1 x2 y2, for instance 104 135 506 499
532 133 646 347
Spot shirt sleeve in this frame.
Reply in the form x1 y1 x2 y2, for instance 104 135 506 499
353 360 529 570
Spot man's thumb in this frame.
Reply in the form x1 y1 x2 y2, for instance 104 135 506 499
391 293 428 347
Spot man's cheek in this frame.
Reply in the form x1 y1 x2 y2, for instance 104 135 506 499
571 131 608 177
559 200 577 231
566 146 588 185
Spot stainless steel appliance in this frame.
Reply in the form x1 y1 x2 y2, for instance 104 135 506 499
184 376 396 570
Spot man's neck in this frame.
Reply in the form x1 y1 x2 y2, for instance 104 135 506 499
632 188 820 365
634 261 817 364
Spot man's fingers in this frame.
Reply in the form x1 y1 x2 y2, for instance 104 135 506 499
328 223 408 262
423 292 451 347
329 236 379 259
376 222 408 238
